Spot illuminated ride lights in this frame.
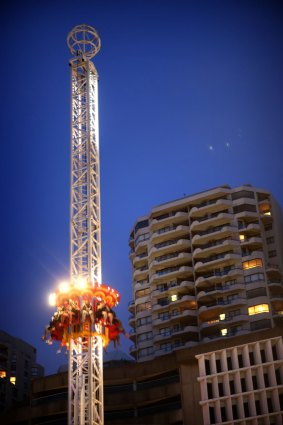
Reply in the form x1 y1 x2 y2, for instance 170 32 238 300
45 282 121 351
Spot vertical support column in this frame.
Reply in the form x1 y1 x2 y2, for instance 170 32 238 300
67 25 103 425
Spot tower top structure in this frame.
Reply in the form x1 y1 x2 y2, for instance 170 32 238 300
67 24 101 59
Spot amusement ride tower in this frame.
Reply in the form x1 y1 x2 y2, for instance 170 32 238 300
44 25 120 425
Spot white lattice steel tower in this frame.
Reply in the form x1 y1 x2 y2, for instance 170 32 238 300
67 24 103 425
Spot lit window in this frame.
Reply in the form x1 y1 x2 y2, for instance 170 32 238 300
243 259 263 270
239 234 245 241
248 304 269 315
171 294 178 302
221 329 228 336
219 313 226 321
207 319 219 324
0 371 6 378
259 203 271 216
10 376 16 385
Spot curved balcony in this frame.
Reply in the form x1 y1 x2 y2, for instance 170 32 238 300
238 222 261 234
193 238 239 260
135 238 149 255
153 308 196 326
133 280 149 292
135 295 151 307
151 252 192 270
240 236 262 250
153 331 172 343
167 279 195 293
129 328 136 341
129 344 137 355
150 211 188 231
234 210 258 221
270 295 283 311
172 324 198 336
150 265 193 285
201 313 249 329
268 279 283 289
133 252 148 267
242 252 265 272
151 225 190 245
133 266 149 281
170 309 197 322
128 299 135 313
192 225 238 246
149 238 190 260
195 267 243 288
190 212 233 233
189 198 231 219
196 281 245 301
194 252 241 272
199 297 246 319
128 314 135 327
272 310 283 321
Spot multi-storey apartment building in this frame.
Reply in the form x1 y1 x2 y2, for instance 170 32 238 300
0 330 44 411
128 184 283 362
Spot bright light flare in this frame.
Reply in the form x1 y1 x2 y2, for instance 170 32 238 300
48 293 57 306
59 281 70 293
74 277 87 290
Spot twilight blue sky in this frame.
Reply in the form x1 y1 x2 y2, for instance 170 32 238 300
0 0 282 375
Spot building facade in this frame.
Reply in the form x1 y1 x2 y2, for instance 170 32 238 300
0 330 44 411
128 185 283 362
2 329 283 425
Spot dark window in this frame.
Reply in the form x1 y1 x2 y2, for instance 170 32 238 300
243 402 250 417
207 383 213 399
268 250 276 258
227 357 232 370
229 380 235 394
249 352 255 365
216 359 221 373
255 400 261 415
232 190 255 200
264 224 272 231
246 288 267 299
221 406 226 422
218 382 224 397
241 378 246 392
261 349 266 363
251 319 271 331
267 398 273 413
266 236 274 244
272 345 278 361
238 354 243 368
209 406 215 424
232 404 238 420
205 359 211 375
264 373 269 387
275 368 281 385
252 375 258 390
233 204 257 214
135 219 149 232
